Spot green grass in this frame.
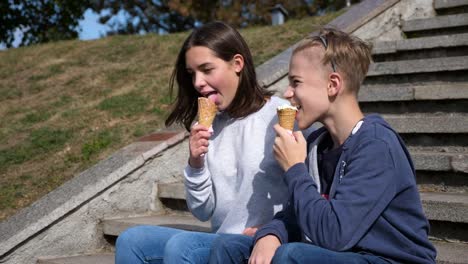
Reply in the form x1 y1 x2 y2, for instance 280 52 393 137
98 91 151 117
0 13 339 220
82 128 121 161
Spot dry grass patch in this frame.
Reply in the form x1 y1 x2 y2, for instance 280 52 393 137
0 13 339 221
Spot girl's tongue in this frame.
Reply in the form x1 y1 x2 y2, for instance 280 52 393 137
207 93 219 105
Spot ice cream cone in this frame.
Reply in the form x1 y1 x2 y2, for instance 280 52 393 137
198 97 217 127
277 106 297 131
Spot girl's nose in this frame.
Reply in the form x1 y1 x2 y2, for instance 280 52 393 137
193 72 206 90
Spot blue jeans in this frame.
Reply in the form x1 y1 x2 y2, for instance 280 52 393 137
115 225 218 264
210 234 391 264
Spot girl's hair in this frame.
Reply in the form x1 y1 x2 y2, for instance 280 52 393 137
293 27 372 95
165 21 274 131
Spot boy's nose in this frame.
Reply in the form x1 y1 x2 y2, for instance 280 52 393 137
283 86 294 99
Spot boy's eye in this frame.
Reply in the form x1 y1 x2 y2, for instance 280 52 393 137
291 79 300 87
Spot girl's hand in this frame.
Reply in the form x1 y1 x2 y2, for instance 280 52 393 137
273 124 307 171
188 123 212 168
242 225 260 237
249 235 281 264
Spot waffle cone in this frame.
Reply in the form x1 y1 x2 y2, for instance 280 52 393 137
277 109 296 131
198 97 217 127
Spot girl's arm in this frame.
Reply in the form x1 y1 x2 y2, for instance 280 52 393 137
183 123 216 221
184 164 215 221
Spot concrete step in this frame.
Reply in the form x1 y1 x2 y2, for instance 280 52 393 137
359 82 468 102
410 147 468 173
372 33 468 61
102 214 211 237
435 0 468 10
367 56 468 77
382 113 468 133
382 113 468 134
402 14 468 37
434 240 468 264
157 182 468 224
37 253 114 264
159 182 185 200
421 192 468 223
35 242 468 264
435 0 468 15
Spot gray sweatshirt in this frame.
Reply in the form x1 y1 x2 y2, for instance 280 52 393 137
184 96 289 234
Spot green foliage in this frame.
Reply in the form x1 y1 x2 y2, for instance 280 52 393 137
90 0 356 35
98 92 151 117
0 0 91 48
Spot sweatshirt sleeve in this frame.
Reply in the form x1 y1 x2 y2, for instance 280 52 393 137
184 164 215 221
285 139 396 251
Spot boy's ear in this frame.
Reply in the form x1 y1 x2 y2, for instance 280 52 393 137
327 72 342 97
232 54 244 73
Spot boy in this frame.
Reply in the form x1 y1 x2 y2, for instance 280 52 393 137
209 28 436 264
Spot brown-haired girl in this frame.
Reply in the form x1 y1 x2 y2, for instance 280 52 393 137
116 21 293 264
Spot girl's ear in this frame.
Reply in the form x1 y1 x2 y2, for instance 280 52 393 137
328 72 342 97
232 54 244 73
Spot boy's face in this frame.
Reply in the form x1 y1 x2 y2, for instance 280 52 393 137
284 48 331 130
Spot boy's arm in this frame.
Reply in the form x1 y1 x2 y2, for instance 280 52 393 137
184 164 215 221
253 201 302 244
285 139 396 251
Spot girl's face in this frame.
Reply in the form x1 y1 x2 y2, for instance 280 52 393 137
284 48 331 129
185 46 244 111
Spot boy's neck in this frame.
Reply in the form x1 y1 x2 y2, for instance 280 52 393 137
323 96 364 149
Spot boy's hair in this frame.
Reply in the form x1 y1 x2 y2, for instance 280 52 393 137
293 28 372 94
165 21 274 131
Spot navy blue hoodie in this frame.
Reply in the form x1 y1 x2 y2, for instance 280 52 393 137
254 114 436 264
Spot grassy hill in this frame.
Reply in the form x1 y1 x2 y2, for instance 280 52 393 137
0 13 339 221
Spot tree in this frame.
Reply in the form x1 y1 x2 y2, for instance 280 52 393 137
0 0 90 48
89 0 359 36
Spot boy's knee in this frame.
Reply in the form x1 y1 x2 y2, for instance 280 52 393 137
272 243 293 263
272 243 310 263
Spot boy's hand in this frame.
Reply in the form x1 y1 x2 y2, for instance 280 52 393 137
273 124 307 171
249 235 281 264
188 123 212 168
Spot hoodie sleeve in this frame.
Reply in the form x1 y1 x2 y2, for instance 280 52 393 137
253 199 302 244
284 138 396 251
184 164 215 221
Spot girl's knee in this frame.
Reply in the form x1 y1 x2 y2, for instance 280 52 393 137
211 234 231 252
116 226 145 249
164 232 214 261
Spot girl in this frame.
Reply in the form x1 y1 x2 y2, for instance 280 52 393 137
115 21 292 264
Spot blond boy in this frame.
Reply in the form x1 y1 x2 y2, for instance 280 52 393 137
209 28 436 264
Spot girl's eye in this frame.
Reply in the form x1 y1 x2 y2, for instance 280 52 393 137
203 68 213 73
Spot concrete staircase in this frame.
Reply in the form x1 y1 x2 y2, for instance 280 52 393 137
33 0 468 263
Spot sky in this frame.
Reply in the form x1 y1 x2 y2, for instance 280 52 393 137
78 9 111 41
